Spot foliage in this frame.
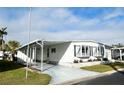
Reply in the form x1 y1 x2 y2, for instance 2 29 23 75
4 44 11 51
0 27 7 50
7 40 21 53
0 27 7 36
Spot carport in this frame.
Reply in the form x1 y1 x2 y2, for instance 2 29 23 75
112 47 124 61
17 39 68 72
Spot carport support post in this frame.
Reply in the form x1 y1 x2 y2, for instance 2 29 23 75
41 40 44 72
35 46 37 63
36 40 44 72
119 49 122 61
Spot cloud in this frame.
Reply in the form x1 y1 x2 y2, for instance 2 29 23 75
103 8 124 20
0 8 124 45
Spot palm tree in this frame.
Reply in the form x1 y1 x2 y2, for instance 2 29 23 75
0 27 7 51
7 40 21 53
4 43 11 51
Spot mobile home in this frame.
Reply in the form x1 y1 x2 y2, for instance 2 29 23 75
17 40 112 67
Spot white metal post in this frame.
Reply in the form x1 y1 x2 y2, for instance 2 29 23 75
29 48 32 65
119 49 122 61
36 40 44 72
103 45 106 58
41 40 44 72
26 7 32 79
34 46 36 64
32 47 35 63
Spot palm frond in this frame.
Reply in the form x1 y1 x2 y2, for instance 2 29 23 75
2 27 7 31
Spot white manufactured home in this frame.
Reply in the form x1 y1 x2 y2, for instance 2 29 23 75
17 40 112 68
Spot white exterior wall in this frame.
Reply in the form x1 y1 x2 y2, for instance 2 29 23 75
105 49 112 60
43 47 47 61
44 42 72 64
36 48 41 61
44 41 103 65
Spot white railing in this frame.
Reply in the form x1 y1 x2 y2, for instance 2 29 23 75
17 50 34 64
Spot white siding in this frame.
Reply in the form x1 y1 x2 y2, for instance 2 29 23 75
46 42 72 64
36 48 41 61
105 49 112 60
46 41 104 65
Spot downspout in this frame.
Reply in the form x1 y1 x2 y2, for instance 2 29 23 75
36 40 44 72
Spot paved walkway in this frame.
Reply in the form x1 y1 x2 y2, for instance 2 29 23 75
32 63 99 84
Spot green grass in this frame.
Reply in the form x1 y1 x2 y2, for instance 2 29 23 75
0 60 51 85
81 62 124 73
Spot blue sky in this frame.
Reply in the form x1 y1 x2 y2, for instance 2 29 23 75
0 7 124 45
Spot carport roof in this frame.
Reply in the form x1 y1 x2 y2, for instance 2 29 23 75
17 39 70 50
17 39 110 50
112 47 124 50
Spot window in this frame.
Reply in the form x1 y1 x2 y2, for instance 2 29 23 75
74 45 76 57
86 46 88 55
74 45 81 57
51 48 56 53
101 47 104 56
82 46 85 53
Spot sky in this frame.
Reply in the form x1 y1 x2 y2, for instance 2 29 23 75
0 7 124 45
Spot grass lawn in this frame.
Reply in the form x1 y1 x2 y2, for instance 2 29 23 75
81 62 124 73
0 60 51 85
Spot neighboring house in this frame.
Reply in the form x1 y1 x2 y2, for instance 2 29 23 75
17 40 112 66
112 47 124 61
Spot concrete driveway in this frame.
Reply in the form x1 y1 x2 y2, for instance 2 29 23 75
40 64 99 84
32 63 99 84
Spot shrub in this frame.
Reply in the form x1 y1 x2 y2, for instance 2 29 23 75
88 59 92 62
103 58 108 61
79 60 83 63
74 60 78 63
97 58 101 61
